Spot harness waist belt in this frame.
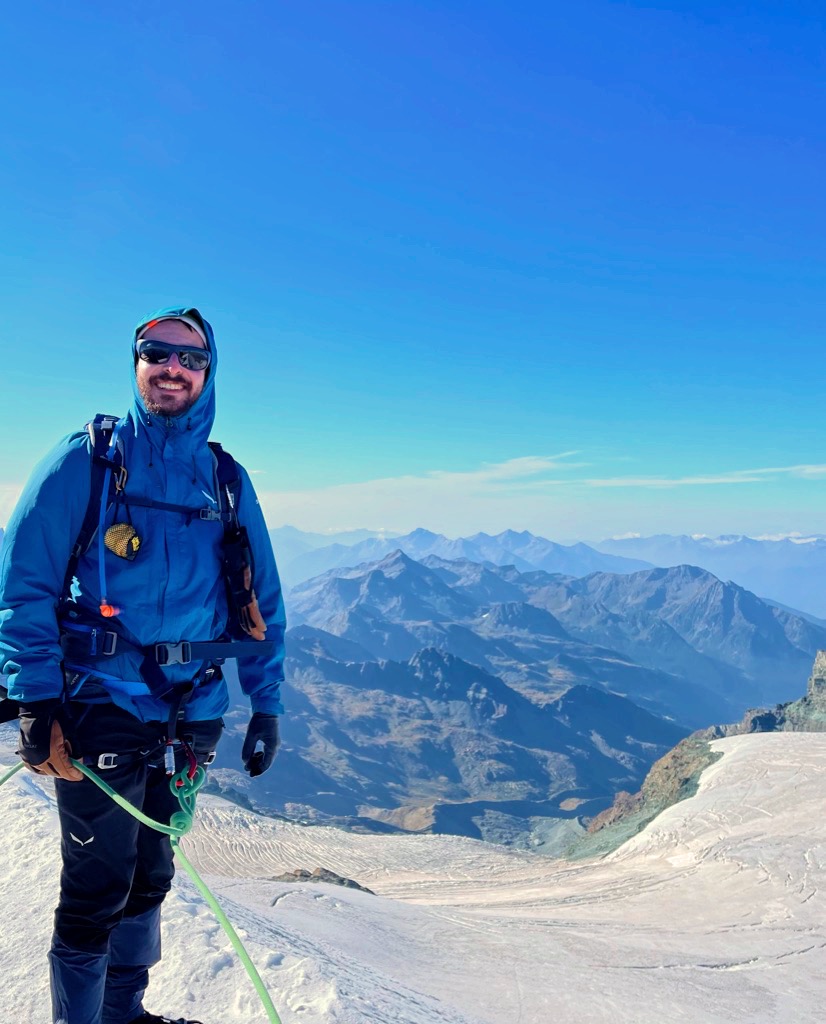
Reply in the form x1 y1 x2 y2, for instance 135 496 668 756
82 742 218 770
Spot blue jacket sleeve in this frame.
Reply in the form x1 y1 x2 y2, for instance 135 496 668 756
0 434 91 702
234 464 286 715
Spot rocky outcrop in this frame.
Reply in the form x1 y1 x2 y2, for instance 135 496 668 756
567 651 826 859
573 734 723 858
807 650 826 696
707 650 826 735
269 867 375 894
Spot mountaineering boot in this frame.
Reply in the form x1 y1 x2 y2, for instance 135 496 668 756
127 1013 205 1024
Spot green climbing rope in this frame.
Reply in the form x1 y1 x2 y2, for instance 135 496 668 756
0 758 283 1024
172 838 283 1023
0 760 24 787
71 759 202 836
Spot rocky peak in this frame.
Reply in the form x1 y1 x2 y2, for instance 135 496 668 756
807 650 826 696
480 601 569 638
409 646 454 679
373 548 420 576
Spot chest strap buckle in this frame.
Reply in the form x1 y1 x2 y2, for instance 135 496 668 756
155 641 192 666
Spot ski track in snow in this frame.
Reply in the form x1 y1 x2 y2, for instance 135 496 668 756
1 733 826 1022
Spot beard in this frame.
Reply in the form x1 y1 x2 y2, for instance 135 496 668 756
137 373 200 417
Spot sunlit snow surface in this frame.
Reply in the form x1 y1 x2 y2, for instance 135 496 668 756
1 733 825 1023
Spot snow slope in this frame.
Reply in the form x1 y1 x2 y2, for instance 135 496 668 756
1 733 825 1023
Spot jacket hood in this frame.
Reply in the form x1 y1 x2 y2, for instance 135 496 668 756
130 305 217 448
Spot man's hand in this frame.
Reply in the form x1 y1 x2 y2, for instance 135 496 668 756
18 701 83 781
241 712 280 777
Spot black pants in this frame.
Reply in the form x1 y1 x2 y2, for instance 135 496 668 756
55 703 222 950
50 703 222 1024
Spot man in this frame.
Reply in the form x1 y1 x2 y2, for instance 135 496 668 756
0 307 286 1024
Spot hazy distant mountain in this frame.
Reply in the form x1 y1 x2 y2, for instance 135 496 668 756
596 533 826 618
526 563 826 705
281 527 651 587
269 525 398 574
468 530 652 575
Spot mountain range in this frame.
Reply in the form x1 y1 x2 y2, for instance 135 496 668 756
271 526 651 588
270 525 826 618
289 550 819 711
212 633 688 849
206 548 824 846
3 522 824 618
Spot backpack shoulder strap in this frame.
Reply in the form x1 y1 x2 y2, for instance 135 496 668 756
208 442 266 639
208 441 241 526
60 415 122 604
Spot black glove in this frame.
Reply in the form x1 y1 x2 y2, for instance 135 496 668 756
18 700 83 781
241 713 280 777
0 697 20 724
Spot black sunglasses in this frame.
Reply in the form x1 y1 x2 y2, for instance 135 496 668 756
137 339 211 371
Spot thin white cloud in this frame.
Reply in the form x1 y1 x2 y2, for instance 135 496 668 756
252 454 826 535
584 464 826 489
425 453 586 485
258 453 580 502
585 472 765 489
254 455 585 533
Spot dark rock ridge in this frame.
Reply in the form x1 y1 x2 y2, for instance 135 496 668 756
708 649 826 735
572 734 724 860
214 635 688 848
270 867 374 894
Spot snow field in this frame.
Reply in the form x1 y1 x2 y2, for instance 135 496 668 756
1 733 825 1022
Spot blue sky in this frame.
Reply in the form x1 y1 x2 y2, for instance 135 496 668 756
1 1 825 539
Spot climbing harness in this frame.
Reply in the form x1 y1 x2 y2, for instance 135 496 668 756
0 757 283 1024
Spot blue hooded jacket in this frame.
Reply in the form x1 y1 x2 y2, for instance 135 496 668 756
0 306 285 722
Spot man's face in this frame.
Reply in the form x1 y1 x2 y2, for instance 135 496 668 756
135 319 208 418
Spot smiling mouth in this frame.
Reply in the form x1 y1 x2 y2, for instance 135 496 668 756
154 379 189 393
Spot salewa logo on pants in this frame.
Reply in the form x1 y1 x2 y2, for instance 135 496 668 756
69 832 94 847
